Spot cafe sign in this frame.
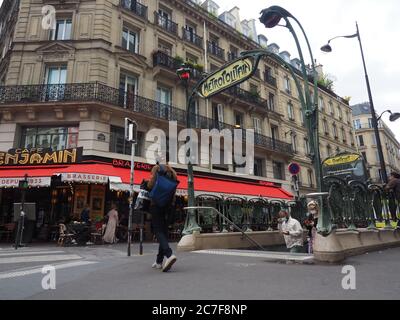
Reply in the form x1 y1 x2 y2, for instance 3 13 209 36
0 147 83 166
0 177 52 188
198 57 256 98
61 173 108 184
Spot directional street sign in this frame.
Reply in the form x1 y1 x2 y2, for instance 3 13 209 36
124 118 137 143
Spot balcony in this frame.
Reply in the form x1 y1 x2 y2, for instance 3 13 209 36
182 28 203 48
227 52 238 61
120 0 148 20
207 41 225 60
154 12 178 35
0 83 293 156
227 86 268 109
264 73 277 87
152 51 203 80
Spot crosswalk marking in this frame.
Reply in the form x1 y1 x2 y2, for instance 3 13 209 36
0 251 65 257
0 261 97 280
0 254 82 264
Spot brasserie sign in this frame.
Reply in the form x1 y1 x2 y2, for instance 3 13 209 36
0 147 83 166
198 57 255 98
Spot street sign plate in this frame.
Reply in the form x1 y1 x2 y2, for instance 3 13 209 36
288 162 301 175
198 57 256 99
124 118 137 143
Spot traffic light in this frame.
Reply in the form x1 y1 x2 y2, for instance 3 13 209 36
19 175 29 189
176 65 191 81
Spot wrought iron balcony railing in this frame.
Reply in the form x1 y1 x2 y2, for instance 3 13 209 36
0 82 293 155
120 0 148 20
227 52 238 61
227 86 269 109
154 12 178 35
182 28 203 48
207 41 225 60
152 51 203 80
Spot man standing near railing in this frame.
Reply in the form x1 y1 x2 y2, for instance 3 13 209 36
385 172 400 222
278 210 304 253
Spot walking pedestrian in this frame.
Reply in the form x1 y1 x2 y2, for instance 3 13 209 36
278 210 304 253
147 158 179 272
103 203 119 244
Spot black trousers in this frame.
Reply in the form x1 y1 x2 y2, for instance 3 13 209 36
151 205 172 264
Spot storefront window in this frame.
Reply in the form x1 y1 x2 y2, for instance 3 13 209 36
20 126 79 150
110 126 143 156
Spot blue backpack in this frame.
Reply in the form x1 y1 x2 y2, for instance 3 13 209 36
148 165 179 207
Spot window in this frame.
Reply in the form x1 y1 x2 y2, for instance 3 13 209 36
300 110 305 125
338 106 343 120
327 145 332 157
372 134 377 146
350 131 355 145
284 77 291 93
228 46 238 61
253 118 262 134
50 19 72 40
328 101 334 115
45 66 67 100
158 40 172 55
254 158 265 177
119 73 138 107
307 169 314 187
122 27 139 54
212 103 224 126
341 128 347 142
268 93 275 111
156 86 172 119
357 135 364 147
234 112 243 128
21 126 78 151
271 125 279 141
304 138 310 155
319 97 324 111
273 161 284 180
332 123 338 138
291 134 298 153
110 126 131 156
354 119 361 130
368 118 373 128
323 119 329 134
287 102 295 121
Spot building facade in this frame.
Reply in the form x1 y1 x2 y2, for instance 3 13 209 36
0 0 356 225
351 103 400 183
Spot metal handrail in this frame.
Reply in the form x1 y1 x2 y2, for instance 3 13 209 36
184 206 266 251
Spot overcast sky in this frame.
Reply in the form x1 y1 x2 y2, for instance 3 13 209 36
217 0 400 140
0 0 399 139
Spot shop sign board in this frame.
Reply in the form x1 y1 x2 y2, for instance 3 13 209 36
0 147 83 166
61 173 108 184
0 176 51 188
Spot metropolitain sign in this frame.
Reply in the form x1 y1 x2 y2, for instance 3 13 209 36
198 57 256 98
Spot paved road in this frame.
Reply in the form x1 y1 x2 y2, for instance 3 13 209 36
0 242 399 300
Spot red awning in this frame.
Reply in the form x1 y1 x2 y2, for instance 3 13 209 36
0 163 293 200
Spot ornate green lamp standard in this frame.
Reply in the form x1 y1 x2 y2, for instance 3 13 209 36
259 6 332 236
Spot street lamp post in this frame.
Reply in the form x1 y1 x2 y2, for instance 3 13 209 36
177 65 201 235
377 110 400 122
321 22 388 184
260 6 331 235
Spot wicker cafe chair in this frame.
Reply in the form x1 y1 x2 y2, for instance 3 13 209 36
57 223 75 246
196 194 222 232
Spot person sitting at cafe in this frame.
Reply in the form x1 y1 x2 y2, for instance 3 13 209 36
80 204 91 224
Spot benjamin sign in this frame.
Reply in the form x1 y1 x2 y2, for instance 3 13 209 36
0 147 83 166
198 57 255 98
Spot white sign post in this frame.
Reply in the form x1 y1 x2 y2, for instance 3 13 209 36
125 118 137 257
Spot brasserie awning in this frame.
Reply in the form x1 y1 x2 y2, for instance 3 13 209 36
0 163 293 200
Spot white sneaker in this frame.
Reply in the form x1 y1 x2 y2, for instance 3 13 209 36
162 255 177 272
152 262 162 269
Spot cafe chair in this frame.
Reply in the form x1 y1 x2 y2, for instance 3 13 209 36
90 225 104 245
57 223 75 246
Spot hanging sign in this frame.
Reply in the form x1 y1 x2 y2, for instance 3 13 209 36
323 154 360 166
0 177 51 188
61 173 108 184
198 57 256 98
